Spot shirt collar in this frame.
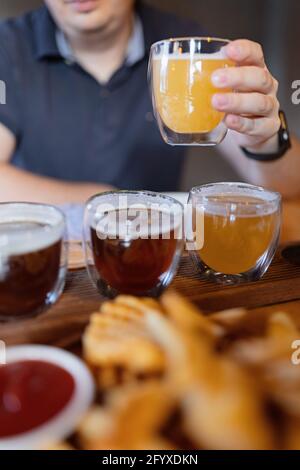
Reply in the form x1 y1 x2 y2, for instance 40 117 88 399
32 3 165 62
125 15 145 66
32 7 61 60
55 15 145 67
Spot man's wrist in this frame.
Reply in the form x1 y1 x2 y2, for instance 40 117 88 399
244 133 280 155
240 110 291 162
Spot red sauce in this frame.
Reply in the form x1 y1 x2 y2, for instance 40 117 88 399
0 360 75 438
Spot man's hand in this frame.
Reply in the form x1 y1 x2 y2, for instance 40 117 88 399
211 39 281 152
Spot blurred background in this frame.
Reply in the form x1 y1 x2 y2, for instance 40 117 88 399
1 0 299 190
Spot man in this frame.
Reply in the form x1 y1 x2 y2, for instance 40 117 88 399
0 0 297 203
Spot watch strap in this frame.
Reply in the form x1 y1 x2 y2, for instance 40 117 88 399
240 110 291 162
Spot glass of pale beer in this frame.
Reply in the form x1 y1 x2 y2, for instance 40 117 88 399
149 37 234 146
188 183 281 284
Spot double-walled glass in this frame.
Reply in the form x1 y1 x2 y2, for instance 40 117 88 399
149 37 234 146
0 203 67 321
83 191 184 298
188 183 282 284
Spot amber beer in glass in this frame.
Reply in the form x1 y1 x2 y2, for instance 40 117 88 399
188 183 281 284
149 38 234 146
83 191 184 297
0 203 67 321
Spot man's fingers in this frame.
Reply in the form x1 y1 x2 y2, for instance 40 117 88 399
225 39 266 67
212 93 279 117
213 39 281 148
225 114 281 139
211 66 275 94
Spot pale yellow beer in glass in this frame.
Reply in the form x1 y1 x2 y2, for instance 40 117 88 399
188 183 282 284
149 38 234 146
153 54 233 134
199 195 278 274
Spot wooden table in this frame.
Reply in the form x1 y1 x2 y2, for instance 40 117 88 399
2 244 300 348
2 197 300 347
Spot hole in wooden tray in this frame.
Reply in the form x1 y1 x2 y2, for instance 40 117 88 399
281 244 300 266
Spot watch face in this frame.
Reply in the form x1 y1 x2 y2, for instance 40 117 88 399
282 130 289 142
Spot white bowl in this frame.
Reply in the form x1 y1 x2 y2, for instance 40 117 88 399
0 345 95 450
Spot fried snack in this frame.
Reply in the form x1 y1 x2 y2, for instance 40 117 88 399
115 295 163 312
230 312 299 367
84 326 164 373
46 442 74 450
80 291 300 450
78 381 176 450
261 358 300 416
100 301 145 321
78 406 116 450
146 310 274 450
160 290 223 339
83 299 166 387
284 418 300 450
267 312 299 341
209 308 247 329
224 312 300 421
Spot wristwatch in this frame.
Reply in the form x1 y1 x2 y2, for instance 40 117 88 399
241 110 291 162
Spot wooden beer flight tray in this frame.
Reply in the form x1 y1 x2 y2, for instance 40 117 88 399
2 243 300 348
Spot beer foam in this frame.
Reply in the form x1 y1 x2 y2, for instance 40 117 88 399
0 205 64 256
93 207 182 240
200 206 277 219
153 51 228 61
192 188 280 218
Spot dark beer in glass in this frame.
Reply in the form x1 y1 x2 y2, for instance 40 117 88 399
84 192 184 297
0 203 67 321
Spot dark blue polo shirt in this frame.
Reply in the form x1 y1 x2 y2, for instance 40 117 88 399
0 2 204 191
